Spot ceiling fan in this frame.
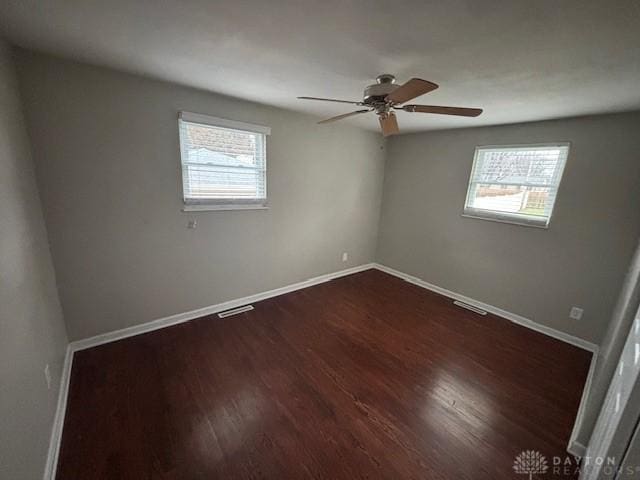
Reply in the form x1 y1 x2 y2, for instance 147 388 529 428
298 74 482 136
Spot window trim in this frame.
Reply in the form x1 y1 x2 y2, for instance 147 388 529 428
462 142 570 229
178 111 270 211
182 203 269 212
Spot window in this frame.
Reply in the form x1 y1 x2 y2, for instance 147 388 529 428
178 112 270 210
463 143 569 228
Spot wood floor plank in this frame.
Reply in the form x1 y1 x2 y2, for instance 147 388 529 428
56 269 591 479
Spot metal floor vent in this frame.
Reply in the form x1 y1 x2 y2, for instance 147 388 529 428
217 305 254 318
453 300 487 316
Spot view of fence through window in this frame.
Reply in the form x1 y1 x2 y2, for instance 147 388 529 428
464 144 569 226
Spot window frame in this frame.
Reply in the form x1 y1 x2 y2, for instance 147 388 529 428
178 111 271 212
462 142 570 228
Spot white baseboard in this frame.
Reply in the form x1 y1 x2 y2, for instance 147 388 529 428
44 262 374 479
70 263 375 352
44 261 599 477
42 345 73 480
372 263 598 353
371 262 599 458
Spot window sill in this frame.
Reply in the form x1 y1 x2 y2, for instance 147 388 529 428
461 212 549 229
182 204 269 212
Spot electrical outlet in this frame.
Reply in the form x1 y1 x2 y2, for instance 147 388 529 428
569 307 584 320
187 219 197 229
342 252 348 262
44 364 51 390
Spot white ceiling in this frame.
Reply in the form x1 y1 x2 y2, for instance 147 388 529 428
2 0 640 133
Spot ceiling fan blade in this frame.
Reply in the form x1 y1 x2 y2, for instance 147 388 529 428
318 109 371 124
402 105 483 117
385 78 439 105
379 112 400 137
298 96 364 105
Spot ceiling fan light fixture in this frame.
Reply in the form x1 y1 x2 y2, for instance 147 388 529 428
298 74 483 135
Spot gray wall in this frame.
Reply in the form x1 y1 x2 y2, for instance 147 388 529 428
0 42 68 479
8 47 640 469
377 112 640 344
14 48 640 347
16 50 386 341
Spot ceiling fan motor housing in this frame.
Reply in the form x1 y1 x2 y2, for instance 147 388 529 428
301 73 481 134
363 74 397 105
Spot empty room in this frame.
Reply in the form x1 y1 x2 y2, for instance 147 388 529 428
2 1 640 479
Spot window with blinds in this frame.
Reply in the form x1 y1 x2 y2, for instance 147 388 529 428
463 144 569 227
178 112 270 210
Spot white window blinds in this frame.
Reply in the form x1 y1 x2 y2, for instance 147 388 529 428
178 112 270 209
463 144 569 227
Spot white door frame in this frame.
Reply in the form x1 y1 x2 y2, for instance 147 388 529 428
581 311 640 479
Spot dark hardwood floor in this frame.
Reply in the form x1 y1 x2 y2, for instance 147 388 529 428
57 269 591 479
